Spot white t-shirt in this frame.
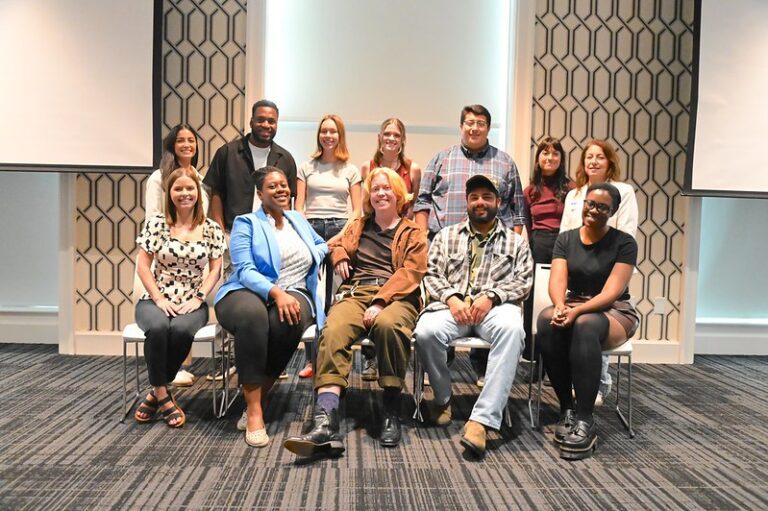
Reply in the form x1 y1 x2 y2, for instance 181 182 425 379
297 160 361 218
559 180 639 237
250 143 271 211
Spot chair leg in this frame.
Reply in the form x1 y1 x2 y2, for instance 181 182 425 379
412 348 424 422
613 353 635 438
120 340 143 422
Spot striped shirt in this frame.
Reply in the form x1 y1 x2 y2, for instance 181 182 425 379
423 219 533 313
414 143 525 235
269 216 313 291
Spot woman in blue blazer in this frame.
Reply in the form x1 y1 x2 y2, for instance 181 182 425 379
215 166 327 448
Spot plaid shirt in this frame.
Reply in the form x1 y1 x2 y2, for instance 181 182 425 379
423 219 533 312
414 144 525 235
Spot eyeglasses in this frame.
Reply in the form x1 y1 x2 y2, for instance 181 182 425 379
462 120 488 129
583 199 612 214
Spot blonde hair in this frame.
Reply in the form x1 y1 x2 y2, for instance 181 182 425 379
362 167 412 216
164 167 205 227
310 114 350 161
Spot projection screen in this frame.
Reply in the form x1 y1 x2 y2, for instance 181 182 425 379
0 0 160 173
685 0 768 197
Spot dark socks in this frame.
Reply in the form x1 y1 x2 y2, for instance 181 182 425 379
382 388 401 414
317 391 340 413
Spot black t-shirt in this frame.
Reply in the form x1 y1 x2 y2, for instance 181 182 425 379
351 217 400 282
552 228 637 300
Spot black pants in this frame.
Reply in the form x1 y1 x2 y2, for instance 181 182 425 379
135 299 209 387
536 306 607 421
215 288 313 385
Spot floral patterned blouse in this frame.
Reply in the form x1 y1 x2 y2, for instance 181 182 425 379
136 215 226 304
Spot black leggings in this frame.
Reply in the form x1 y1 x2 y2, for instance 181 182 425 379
135 299 209 387
536 306 608 421
215 289 313 385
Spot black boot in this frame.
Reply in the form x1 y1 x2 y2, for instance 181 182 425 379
283 405 345 458
380 390 402 447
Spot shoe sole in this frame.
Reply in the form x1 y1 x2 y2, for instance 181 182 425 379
559 436 598 460
379 436 401 448
459 437 485 457
283 439 345 458
361 373 378 382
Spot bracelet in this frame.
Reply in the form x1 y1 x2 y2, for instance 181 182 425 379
195 290 206 302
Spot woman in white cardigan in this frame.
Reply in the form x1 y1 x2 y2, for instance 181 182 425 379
144 123 210 386
559 139 639 405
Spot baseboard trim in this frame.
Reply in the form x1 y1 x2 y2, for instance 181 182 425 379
695 321 768 355
0 307 58 344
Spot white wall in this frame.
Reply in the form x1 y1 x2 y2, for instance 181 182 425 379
694 197 768 354
0 172 59 344
251 0 522 172
0 173 59 308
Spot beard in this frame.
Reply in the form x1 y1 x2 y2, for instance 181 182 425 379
468 204 498 224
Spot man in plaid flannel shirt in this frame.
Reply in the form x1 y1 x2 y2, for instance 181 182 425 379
413 174 533 457
414 104 526 382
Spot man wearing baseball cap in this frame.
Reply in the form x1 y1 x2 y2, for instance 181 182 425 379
413 173 533 457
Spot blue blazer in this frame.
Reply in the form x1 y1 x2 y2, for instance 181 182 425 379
215 209 329 328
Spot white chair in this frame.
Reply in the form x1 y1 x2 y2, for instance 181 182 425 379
120 322 237 421
530 263 636 438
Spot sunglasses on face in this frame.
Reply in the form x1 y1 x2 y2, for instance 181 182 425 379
583 199 612 214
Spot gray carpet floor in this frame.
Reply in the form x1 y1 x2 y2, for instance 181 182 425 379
1 343 767 510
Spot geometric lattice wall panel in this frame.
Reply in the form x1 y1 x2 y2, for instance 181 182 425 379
162 0 247 174
74 0 247 332
532 0 693 341
75 174 147 331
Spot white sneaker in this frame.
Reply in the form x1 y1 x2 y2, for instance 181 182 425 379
595 383 612 406
237 409 247 431
172 369 195 387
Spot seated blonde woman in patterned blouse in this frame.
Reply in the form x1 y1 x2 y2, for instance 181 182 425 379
133 167 226 428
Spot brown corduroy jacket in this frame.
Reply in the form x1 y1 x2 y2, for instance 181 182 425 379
329 215 427 306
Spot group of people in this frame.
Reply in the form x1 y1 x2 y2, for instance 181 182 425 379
131 100 640 462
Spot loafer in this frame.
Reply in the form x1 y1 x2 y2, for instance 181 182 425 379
560 419 598 460
554 409 575 444
460 420 486 456
245 427 269 447
172 369 194 387
284 406 345 458
236 409 247 431
379 413 401 447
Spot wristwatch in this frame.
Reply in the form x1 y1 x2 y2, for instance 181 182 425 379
195 290 206 302
484 290 501 306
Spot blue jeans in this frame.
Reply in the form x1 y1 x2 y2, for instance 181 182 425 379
414 304 525 430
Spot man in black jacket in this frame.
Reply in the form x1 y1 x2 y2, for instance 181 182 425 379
204 99 297 234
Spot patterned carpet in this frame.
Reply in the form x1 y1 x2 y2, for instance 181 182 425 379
0 343 767 510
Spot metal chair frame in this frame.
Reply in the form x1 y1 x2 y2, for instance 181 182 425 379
120 323 239 421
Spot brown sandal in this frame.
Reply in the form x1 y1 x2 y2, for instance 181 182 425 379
134 390 158 423
158 394 186 428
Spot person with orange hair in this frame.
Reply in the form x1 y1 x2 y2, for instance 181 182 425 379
284 167 427 458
